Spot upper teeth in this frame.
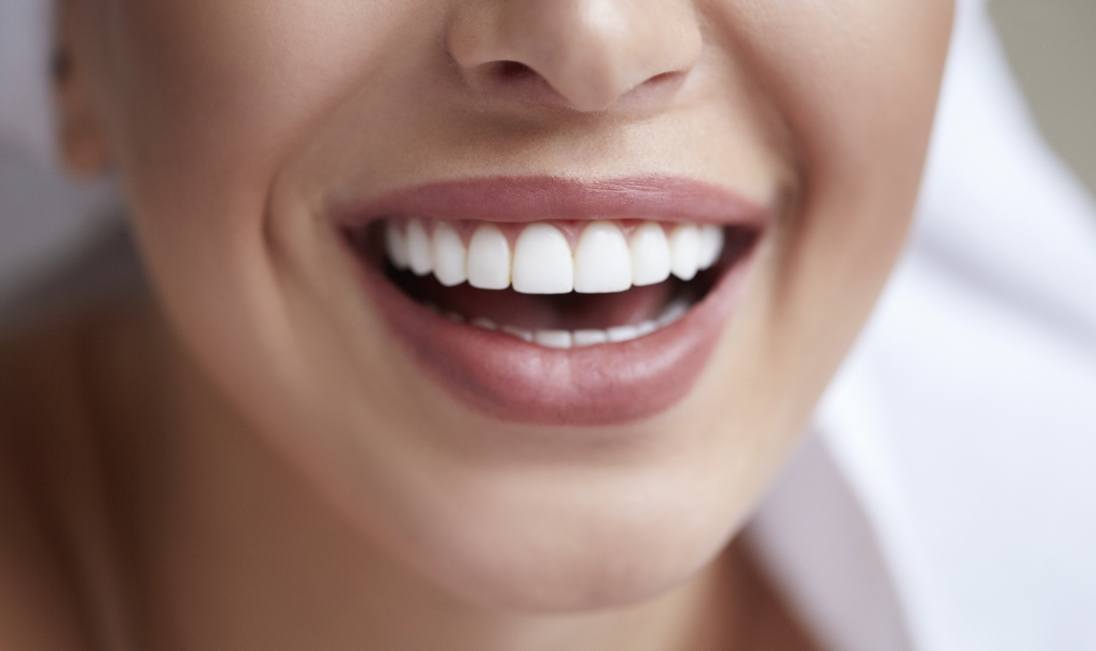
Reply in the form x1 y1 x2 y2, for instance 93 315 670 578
384 220 724 294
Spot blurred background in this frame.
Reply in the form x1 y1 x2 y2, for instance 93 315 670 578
992 0 1096 196
1 0 1094 299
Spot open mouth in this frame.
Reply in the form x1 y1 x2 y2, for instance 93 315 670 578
350 219 757 348
337 176 769 427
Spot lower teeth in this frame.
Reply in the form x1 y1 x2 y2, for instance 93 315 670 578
427 299 691 349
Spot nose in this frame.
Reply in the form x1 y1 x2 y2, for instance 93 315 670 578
447 0 703 113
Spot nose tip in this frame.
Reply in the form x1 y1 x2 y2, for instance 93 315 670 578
448 0 703 113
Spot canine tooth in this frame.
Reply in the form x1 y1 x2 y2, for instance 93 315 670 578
698 225 724 270
573 329 609 347
445 311 465 323
384 222 411 270
669 224 701 281
471 317 497 331
636 321 658 337
534 330 574 349
512 224 574 294
432 222 467 287
607 325 641 343
629 223 672 286
467 225 511 290
406 219 433 275
502 325 534 342
574 222 632 293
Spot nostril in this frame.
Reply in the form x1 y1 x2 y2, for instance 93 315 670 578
492 60 539 82
646 71 679 86
634 70 688 98
474 60 565 104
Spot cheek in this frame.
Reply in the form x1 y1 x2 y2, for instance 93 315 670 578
83 4 419 449
89 2 422 387
780 3 952 307
97 2 411 236
700 2 954 422
714 2 954 224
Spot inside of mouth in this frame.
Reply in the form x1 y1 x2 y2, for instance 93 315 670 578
391 270 703 331
350 221 758 341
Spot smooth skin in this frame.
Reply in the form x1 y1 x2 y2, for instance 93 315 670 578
1 1 953 649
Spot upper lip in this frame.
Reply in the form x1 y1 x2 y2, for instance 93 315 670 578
334 175 772 227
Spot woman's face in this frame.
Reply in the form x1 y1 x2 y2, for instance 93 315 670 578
67 1 953 611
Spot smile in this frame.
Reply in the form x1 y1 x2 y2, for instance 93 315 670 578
337 176 770 425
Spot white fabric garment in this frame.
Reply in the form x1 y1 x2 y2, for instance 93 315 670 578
2 2 1095 650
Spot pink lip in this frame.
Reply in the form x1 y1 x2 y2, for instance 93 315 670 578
336 175 769 226
340 176 769 426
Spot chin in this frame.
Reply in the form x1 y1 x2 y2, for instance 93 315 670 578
389 465 738 613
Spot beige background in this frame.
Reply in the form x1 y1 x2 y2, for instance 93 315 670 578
993 0 1096 195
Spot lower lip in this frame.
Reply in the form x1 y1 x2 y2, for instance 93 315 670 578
356 249 757 427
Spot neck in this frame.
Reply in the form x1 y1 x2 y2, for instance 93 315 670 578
114 311 748 651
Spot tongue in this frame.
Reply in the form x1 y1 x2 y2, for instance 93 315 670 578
397 274 678 331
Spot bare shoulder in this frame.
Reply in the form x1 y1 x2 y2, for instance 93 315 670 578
0 311 102 446
0 306 156 650
0 319 97 648
0 463 87 650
